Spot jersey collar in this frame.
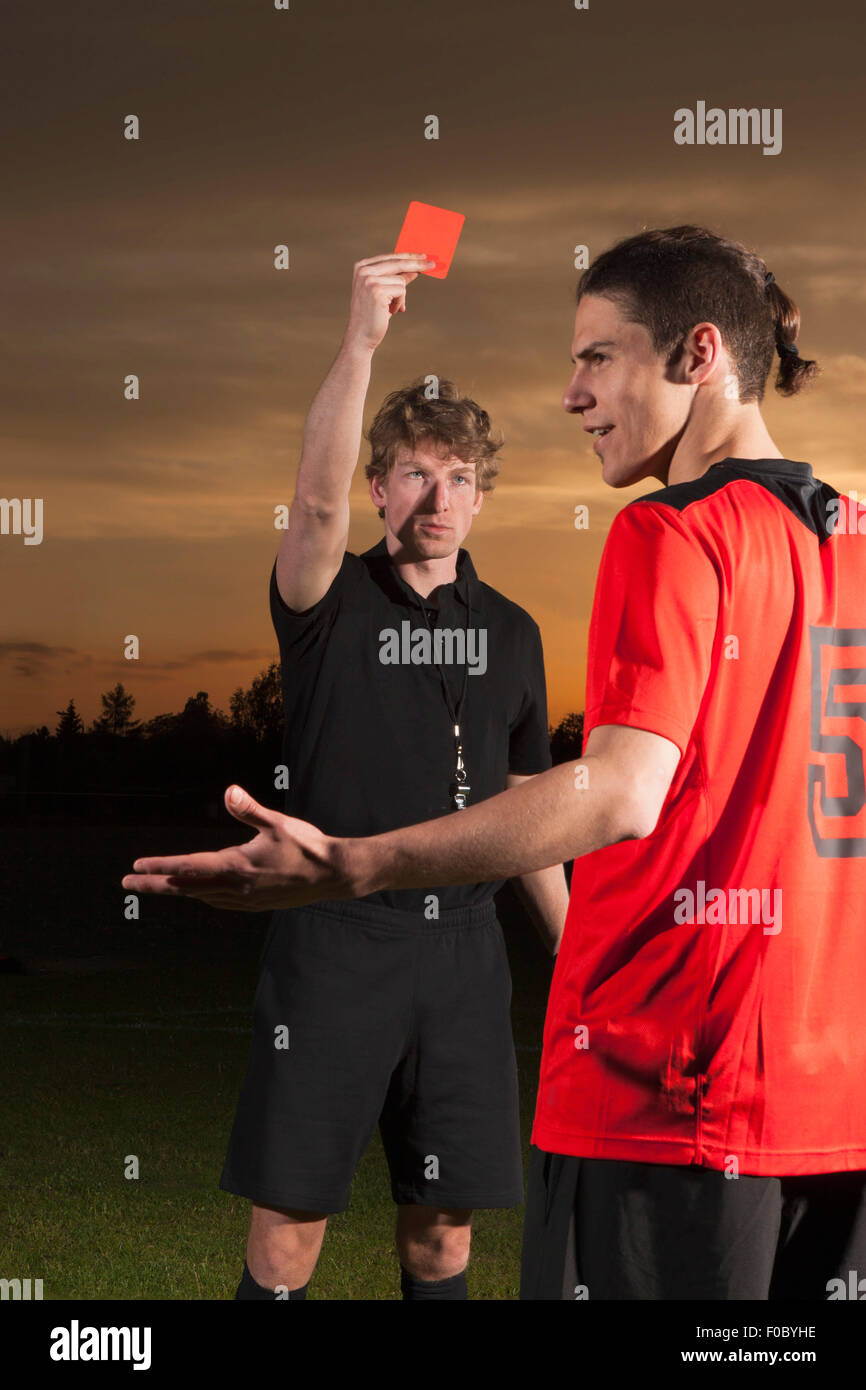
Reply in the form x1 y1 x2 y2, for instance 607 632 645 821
362 535 478 610
709 457 814 479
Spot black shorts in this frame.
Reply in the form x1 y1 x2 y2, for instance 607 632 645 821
219 896 523 1214
520 1144 866 1300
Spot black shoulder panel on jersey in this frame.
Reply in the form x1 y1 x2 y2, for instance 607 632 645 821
633 460 841 544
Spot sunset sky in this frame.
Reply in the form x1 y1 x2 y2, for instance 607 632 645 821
3 0 865 738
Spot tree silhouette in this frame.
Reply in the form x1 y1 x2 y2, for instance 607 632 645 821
55 699 84 740
180 691 227 731
139 711 179 739
89 682 142 736
549 711 585 764
229 661 282 741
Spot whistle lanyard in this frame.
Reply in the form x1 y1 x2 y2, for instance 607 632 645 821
417 582 473 811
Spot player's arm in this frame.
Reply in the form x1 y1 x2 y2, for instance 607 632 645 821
122 724 681 909
337 505 710 897
276 252 434 613
336 723 681 897
505 772 570 957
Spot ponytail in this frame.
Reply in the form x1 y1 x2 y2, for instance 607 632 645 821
763 271 820 397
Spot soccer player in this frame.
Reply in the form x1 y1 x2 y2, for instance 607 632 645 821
210 252 568 1300
126 225 866 1300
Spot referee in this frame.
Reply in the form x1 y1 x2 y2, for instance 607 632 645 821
126 225 866 1299
219 253 570 1299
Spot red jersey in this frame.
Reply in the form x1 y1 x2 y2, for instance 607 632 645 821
531 457 866 1175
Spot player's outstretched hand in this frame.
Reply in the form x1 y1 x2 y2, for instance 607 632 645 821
120 785 347 912
344 252 435 352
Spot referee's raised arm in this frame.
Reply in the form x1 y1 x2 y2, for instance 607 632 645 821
275 253 434 613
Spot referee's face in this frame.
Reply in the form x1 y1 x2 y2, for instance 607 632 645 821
563 294 686 488
370 443 484 559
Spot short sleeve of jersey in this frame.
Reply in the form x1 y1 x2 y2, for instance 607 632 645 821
508 618 553 775
584 501 719 758
269 551 359 652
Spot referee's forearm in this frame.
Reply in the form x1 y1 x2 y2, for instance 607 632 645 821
339 756 639 896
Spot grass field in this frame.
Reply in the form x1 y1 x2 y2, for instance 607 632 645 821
1 823 553 1300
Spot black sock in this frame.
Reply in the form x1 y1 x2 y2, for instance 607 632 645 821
400 1264 468 1300
234 1260 309 1300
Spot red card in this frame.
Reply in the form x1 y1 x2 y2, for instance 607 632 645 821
394 201 466 279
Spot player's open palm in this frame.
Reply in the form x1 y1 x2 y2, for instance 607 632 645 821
121 786 344 912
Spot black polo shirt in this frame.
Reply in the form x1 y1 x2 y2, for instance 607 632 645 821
269 535 552 912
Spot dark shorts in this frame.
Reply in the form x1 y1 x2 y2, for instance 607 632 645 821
219 896 523 1214
520 1144 866 1300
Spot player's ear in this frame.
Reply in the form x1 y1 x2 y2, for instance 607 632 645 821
369 473 387 513
472 488 485 515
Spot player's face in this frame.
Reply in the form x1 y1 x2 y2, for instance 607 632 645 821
371 442 484 557
563 294 687 487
